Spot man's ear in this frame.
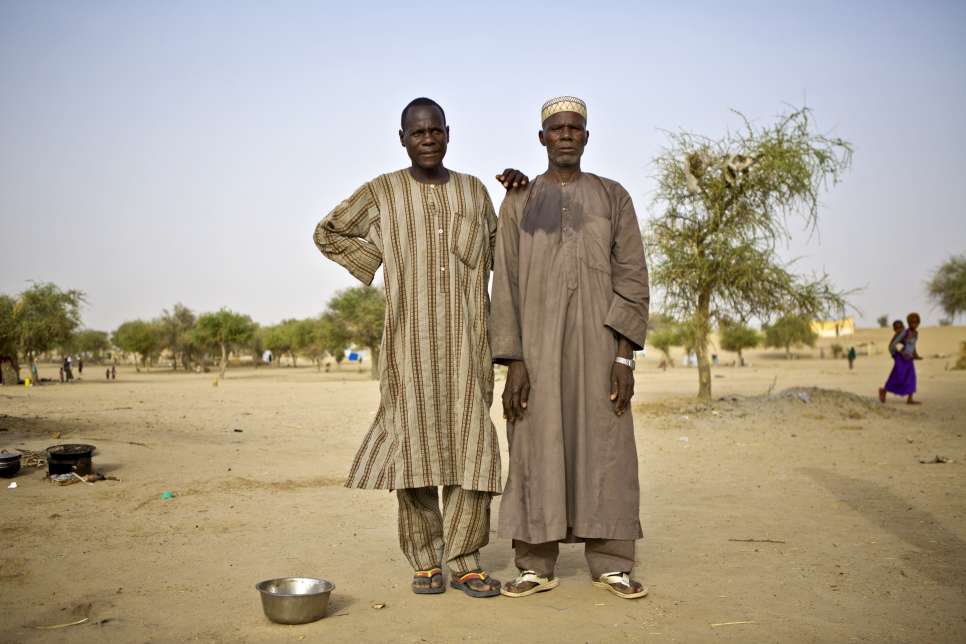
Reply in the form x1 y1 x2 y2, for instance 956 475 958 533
445 125 450 142
538 129 546 147
584 129 590 146
399 129 405 147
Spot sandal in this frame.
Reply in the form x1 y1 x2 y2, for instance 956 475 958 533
501 570 559 598
450 570 501 598
411 567 445 595
592 572 648 599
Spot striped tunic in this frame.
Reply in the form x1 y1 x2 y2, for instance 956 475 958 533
314 168 502 493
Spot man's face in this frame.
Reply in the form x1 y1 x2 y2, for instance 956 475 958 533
399 105 449 170
539 111 589 168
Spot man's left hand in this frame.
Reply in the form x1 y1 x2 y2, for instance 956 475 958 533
496 168 529 190
610 361 634 416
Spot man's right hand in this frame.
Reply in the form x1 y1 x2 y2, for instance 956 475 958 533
502 360 530 422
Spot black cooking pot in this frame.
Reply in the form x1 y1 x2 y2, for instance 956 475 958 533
46 444 95 476
0 450 21 478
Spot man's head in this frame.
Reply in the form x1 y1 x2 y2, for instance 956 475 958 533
399 97 449 171
892 319 905 332
539 96 589 169
907 312 921 329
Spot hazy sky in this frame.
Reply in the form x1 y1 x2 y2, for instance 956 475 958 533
2 1 964 331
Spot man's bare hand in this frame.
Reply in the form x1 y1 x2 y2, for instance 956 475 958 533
609 362 634 416
496 168 529 190
502 360 530 422
610 336 636 416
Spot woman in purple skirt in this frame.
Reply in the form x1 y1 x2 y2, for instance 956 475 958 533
879 313 921 404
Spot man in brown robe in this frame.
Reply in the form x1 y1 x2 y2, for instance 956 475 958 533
314 97 527 598
490 96 650 599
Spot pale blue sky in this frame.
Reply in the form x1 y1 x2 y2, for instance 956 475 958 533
2 1 965 330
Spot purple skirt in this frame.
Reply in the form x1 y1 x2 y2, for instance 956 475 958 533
884 354 917 396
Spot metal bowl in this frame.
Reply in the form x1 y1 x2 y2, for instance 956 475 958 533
255 577 334 625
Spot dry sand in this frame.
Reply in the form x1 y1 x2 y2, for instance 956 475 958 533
1 326 964 643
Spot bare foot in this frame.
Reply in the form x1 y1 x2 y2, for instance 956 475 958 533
878 388 886 403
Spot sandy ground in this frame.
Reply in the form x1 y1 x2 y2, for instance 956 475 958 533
1 327 964 643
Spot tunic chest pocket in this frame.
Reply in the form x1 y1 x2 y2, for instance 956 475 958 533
450 210 483 269
580 215 612 274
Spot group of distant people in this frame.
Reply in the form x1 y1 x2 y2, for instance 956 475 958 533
58 355 78 382
879 312 921 404
49 355 115 383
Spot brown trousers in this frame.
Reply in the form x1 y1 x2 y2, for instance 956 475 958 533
396 486 492 575
514 538 635 579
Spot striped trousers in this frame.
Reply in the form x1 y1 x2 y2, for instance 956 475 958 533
396 486 492 575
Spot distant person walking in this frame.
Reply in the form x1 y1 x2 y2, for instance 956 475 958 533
63 356 73 382
78 358 84 375
847 346 856 370
879 313 921 404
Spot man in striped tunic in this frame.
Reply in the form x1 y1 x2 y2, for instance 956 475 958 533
314 98 526 598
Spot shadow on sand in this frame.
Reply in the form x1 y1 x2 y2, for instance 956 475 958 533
802 467 966 587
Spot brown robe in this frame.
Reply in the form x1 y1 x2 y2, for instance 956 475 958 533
489 172 649 543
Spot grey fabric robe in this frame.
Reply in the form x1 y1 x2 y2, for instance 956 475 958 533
490 172 649 543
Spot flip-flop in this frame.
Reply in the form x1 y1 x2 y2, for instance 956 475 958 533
592 572 648 599
411 567 445 595
450 570 501 598
501 570 559 598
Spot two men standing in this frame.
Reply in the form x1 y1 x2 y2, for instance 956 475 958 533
315 95 649 600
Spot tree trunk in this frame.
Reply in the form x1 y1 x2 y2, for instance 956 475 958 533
738 348 745 367
695 293 712 400
220 343 227 379
785 343 792 359
370 346 380 380
290 351 297 368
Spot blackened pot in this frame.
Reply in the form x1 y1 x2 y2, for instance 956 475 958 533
0 451 20 478
46 444 95 476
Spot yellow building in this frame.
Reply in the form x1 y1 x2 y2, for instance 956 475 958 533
811 317 855 338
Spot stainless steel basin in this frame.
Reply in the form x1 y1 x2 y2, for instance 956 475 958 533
255 577 334 625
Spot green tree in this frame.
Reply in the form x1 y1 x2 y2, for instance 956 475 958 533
763 315 817 359
260 324 292 367
112 320 161 370
327 286 385 379
647 326 678 366
74 329 111 363
195 309 257 379
11 282 85 366
647 107 850 399
275 318 313 367
927 254 966 323
305 313 350 370
0 295 16 360
157 304 197 370
719 321 760 366
876 315 889 328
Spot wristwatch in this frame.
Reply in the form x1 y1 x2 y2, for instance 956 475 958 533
615 356 635 369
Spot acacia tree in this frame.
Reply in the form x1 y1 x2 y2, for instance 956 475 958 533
306 313 349 370
113 320 161 370
327 286 384 379
719 321 761 366
74 329 111 363
763 315 817 359
0 295 16 359
157 304 197 370
195 309 256 379
647 107 851 399
927 254 966 323
12 282 85 368
260 323 292 367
